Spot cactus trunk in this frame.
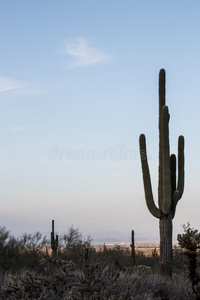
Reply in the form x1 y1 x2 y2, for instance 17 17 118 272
159 214 173 276
139 69 185 276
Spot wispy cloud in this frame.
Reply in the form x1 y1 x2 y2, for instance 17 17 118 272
0 76 23 92
0 76 52 98
64 38 111 68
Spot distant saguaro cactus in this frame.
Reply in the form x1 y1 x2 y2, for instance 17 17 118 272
130 230 136 266
139 69 185 276
51 220 58 257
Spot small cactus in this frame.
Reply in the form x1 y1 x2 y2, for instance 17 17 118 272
130 230 136 266
51 220 58 257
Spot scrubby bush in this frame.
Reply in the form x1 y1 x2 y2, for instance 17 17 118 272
0 227 21 271
0 227 48 271
58 225 93 267
178 223 200 299
93 245 132 269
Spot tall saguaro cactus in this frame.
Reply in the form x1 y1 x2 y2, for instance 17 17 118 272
51 220 58 257
139 69 185 276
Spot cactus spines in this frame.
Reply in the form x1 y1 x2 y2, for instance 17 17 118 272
51 220 58 257
139 69 185 276
130 230 136 266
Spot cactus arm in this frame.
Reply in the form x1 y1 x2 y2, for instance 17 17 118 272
172 136 185 218
177 135 185 196
162 106 171 214
158 69 166 208
170 154 176 197
139 134 161 218
172 190 181 218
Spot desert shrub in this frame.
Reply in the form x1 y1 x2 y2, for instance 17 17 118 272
0 227 48 271
178 223 200 299
0 227 21 271
173 246 188 274
135 249 160 268
17 232 48 270
0 256 77 299
58 226 93 267
93 245 132 269
0 226 92 271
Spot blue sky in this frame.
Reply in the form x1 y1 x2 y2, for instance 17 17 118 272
0 0 200 242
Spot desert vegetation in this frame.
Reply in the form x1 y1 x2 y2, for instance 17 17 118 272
0 224 199 299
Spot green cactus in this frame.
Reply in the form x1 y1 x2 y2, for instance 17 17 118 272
130 230 136 266
51 220 58 257
139 69 185 276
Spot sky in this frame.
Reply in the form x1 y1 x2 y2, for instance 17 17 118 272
0 0 200 243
